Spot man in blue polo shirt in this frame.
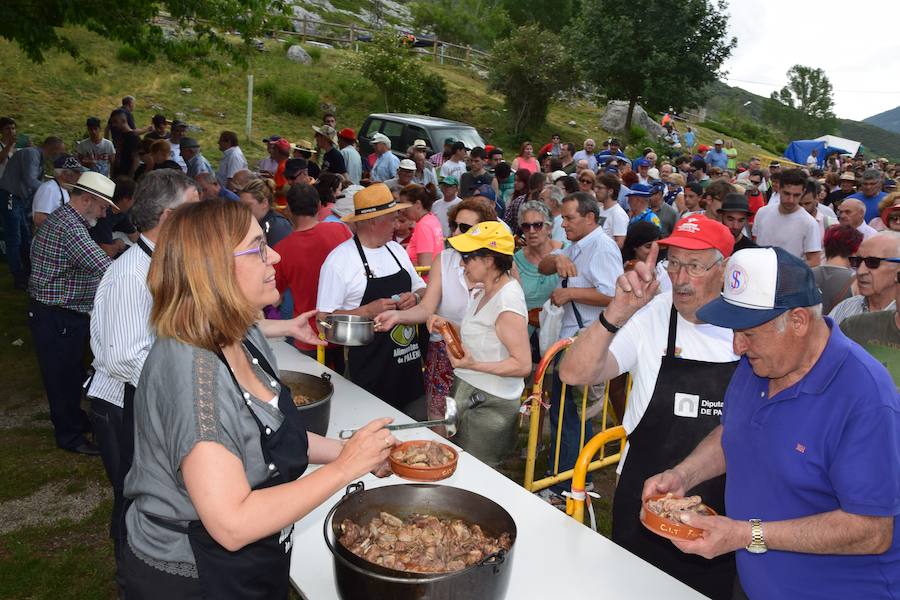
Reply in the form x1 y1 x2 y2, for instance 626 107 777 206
705 139 729 170
642 246 900 600
846 168 888 224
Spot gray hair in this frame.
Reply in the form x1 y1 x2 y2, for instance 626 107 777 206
563 192 600 223
130 169 197 232
541 184 565 207
772 304 823 332
194 171 216 185
518 200 552 227
862 168 882 182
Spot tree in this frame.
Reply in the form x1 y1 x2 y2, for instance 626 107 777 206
773 65 835 120
1 0 290 72
500 0 578 33
349 32 448 115
488 25 576 137
409 0 512 48
762 65 837 139
566 0 736 133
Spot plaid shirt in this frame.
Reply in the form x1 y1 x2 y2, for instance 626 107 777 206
29 204 112 313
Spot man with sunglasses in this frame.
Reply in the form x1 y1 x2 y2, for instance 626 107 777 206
829 232 899 324
840 235 900 384
558 215 740 599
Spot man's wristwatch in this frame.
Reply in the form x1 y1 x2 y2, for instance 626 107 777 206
745 519 767 554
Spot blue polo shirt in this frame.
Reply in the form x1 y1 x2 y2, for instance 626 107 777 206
721 319 900 600
846 190 887 224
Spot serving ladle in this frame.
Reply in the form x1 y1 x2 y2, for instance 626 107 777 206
338 392 485 439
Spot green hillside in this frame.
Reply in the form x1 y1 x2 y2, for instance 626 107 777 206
0 27 786 168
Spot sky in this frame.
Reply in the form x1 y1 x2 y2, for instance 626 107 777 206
721 1 900 121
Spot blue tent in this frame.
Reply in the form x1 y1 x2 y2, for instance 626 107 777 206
784 139 850 168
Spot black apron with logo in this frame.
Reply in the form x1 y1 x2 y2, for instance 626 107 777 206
126 338 309 599
347 236 424 409
612 307 738 600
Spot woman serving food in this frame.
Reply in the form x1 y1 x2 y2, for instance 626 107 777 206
122 200 396 598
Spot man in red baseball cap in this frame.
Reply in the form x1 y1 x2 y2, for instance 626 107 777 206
338 127 362 185
558 215 740 599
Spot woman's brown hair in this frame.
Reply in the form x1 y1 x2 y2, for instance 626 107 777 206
400 183 437 211
447 196 496 224
148 200 259 352
239 177 276 207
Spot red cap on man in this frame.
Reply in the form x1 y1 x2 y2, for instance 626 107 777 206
338 128 356 142
657 215 735 258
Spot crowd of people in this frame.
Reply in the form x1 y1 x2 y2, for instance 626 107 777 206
0 94 897 599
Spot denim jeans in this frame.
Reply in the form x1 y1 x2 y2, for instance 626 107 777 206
0 191 31 284
547 354 592 494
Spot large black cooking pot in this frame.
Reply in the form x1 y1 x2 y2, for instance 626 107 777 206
278 370 332 436
324 482 517 600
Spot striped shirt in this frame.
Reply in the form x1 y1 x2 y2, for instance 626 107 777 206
29 204 111 313
88 237 155 407
828 295 896 325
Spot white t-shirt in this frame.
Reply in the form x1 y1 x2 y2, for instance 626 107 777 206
752 204 822 258
609 292 738 472
33 179 69 216
168 142 188 173
456 279 528 400
598 202 628 240
440 159 466 182
317 238 426 312
431 195 461 237
858 222 878 240
431 249 472 342
75 138 116 177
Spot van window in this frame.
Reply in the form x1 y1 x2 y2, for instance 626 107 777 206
402 125 429 152
382 121 404 149
360 118 383 140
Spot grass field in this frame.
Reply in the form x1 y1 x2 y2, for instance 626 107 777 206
0 27 786 168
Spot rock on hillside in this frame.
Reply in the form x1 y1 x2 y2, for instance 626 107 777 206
601 101 667 138
290 0 413 30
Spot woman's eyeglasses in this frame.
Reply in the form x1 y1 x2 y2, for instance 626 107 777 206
450 222 474 234
460 251 487 263
848 255 900 269
520 221 545 232
233 237 269 263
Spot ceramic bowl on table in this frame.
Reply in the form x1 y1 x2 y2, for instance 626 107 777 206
388 440 459 482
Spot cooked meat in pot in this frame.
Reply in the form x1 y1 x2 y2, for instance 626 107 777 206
390 442 455 468
646 493 711 523
292 393 313 406
338 511 511 573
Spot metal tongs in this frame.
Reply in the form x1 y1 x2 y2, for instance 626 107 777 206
338 392 485 439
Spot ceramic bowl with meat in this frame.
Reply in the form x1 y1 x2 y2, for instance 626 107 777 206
388 440 459 481
640 493 717 541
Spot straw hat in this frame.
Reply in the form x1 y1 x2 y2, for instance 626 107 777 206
71 172 117 209
342 183 410 222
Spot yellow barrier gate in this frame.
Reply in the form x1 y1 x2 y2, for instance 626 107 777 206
522 338 627 494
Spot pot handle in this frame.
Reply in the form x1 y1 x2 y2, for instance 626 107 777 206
317 318 334 330
322 481 366 555
478 549 507 575
321 372 331 382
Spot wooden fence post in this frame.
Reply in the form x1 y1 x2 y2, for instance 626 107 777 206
465 45 471 66
350 24 356 46
433 40 438 63
301 17 308 42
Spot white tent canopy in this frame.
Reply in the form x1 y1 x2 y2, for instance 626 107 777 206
814 134 861 158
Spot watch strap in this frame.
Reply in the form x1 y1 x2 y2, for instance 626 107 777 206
597 311 620 334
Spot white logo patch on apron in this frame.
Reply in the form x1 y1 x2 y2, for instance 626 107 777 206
279 524 294 554
673 392 700 418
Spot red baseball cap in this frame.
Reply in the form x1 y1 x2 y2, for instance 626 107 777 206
273 138 291 153
338 127 356 141
657 215 735 258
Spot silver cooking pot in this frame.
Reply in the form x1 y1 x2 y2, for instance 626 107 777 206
317 314 375 346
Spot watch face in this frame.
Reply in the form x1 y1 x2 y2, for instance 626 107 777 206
746 544 767 554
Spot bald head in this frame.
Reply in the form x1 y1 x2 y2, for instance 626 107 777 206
837 198 866 227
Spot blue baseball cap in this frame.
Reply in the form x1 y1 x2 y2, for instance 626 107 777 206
626 183 652 197
649 180 666 195
697 247 822 330
634 158 650 168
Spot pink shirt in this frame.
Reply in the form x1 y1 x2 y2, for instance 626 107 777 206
407 212 444 268
514 156 539 175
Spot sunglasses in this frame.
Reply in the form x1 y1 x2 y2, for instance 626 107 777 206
749 179 761 185
579 178 593 184
848 256 900 269
520 221 545 231
888 213 900 223
450 222 474 234
460 251 488 263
